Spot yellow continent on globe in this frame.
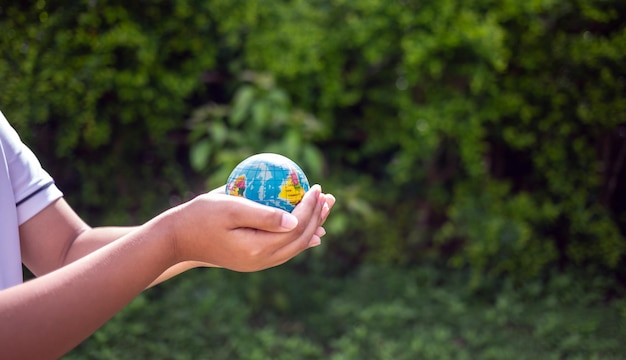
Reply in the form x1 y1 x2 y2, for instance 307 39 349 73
279 169 305 205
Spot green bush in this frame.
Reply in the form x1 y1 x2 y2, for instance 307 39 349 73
2 0 625 287
1 0 218 223
187 71 326 189
205 0 626 284
64 265 626 359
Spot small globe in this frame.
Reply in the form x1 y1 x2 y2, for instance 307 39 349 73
226 153 310 212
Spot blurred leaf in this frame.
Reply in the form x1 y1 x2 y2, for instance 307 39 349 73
190 139 212 172
231 85 256 126
252 100 270 127
210 121 229 146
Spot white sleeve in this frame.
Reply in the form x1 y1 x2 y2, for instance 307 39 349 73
0 111 63 225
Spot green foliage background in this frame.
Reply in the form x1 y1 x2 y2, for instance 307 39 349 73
1 0 625 358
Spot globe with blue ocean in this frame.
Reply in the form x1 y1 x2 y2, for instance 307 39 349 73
226 153 310 212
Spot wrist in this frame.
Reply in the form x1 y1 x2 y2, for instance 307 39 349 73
144 207 182 268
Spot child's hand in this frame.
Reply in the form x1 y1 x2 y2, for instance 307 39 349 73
171 184 333 272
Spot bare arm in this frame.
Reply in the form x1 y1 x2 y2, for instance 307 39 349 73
18 199 204 288
20 195 333 287
5 207 177 360
4 185 331 359
20 186 334 287
69 227 212 287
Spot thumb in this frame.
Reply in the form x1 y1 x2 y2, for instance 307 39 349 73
219 195 299 232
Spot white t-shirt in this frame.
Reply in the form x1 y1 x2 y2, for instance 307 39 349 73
0 111 63 290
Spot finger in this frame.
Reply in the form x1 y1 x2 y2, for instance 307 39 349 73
236 183 322 257
325 193 336 211
315 226 326 237
290 185 324 238
308 235 322 248
269 188 326 263
320 193 335 225
289 184 322 227
212 194 299 232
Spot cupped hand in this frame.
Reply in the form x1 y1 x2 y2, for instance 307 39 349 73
171 185 334 272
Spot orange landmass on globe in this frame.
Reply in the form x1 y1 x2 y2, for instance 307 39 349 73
228 175 246 196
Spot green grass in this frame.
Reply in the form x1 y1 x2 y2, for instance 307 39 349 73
64 263 626 360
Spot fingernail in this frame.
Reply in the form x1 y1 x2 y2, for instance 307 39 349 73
308 236 322 248
315 226 326 237
321 202 330 219
281 213 298 230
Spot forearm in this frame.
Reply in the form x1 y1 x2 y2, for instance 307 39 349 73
64 226 136 264
0 212 177 360
67 227 209 287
